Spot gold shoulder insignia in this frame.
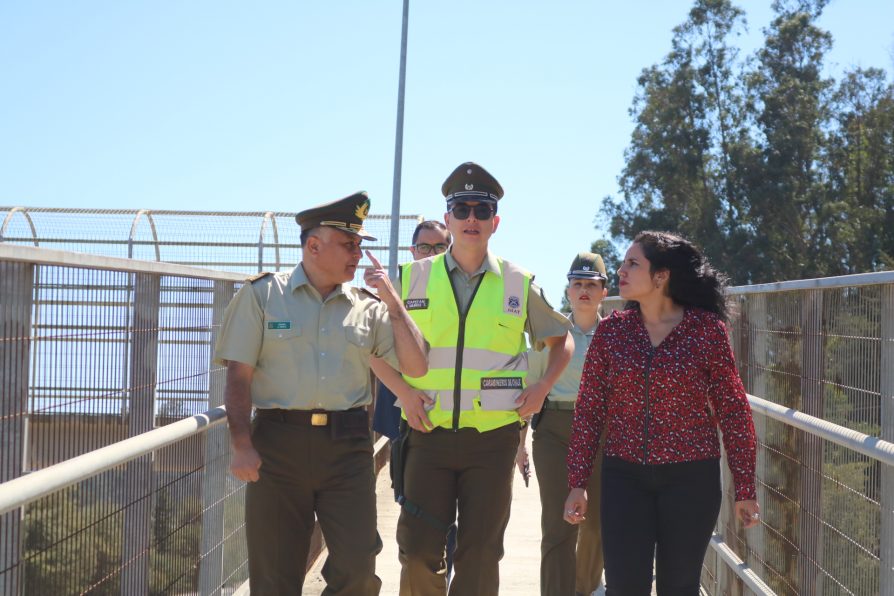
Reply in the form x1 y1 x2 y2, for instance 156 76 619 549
359 288 382 302
246 271 274 283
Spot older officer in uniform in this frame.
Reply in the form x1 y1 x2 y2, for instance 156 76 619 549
395 162 574 595
214 192 427 595
521 252 609 595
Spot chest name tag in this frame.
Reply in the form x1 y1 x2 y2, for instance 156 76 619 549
481 377 523 390
267 321 291 330
405 298 430 310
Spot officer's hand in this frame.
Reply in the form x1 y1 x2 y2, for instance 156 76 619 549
230 445 262 483
363 251 400 307
515 379 550 419
515 444 529 476
563 488 587 525
396 388 434 432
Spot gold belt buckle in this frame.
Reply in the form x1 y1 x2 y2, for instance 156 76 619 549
310 412 329 426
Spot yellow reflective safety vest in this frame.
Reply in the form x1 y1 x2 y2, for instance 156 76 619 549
401 253 531 432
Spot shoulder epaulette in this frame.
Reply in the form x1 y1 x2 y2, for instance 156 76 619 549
245 271 274 283
538 286 554 309
359 288 382 302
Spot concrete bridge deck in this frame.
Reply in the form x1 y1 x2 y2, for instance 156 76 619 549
302 433 624 596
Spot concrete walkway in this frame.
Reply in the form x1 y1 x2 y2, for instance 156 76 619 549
303 432 627 595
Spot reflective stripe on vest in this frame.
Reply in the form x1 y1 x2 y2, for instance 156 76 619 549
401 254 531 432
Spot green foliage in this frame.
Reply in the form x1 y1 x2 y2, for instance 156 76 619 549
599 0 893 283
149 487 202 596
23 482 205 595
590 239 622 295
24 488 122 595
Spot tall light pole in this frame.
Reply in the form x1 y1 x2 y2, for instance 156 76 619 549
388 0 409 281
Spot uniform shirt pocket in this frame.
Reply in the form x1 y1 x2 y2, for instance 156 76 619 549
344 324 373 352
258 324 303 371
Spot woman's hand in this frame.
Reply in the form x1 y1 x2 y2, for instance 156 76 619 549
563 487 587 524
735 499 760 528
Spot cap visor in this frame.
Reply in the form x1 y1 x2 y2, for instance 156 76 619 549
446 196 498 206
567 272 607 280
335 225 377 241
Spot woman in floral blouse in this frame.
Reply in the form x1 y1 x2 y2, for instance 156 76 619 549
563 231 760 596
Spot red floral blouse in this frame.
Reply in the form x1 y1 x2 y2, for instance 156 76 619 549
567 307 757 501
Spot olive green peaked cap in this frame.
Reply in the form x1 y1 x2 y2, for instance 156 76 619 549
567 252 607 281
441 162 504 205
295 191 376 241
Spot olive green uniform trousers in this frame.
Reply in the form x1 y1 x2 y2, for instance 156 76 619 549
533 409 604 595
396 423 520 596
245 417 382 595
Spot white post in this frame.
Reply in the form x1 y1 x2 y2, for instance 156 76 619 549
798 289 824 595
120 273 160 596
880 283 894 596
199 281 234 595
0 261 33 596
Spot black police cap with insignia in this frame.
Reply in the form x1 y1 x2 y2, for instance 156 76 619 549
441 162 504 207
295 191 376 241
567 252 607 281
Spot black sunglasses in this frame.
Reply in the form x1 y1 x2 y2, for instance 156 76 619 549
449 203 495 220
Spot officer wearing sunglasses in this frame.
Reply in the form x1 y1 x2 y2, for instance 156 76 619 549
390 162 574 595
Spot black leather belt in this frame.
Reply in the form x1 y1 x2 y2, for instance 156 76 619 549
255 408 365 426
542 400 575 411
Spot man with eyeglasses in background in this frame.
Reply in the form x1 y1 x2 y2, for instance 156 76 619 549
392 162 574 595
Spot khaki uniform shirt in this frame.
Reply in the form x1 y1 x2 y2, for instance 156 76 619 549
213 264 399 411
398 250 571 345
528 313 597 402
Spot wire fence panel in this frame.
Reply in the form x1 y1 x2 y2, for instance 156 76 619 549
0 251 247 595
17 434 246 596
723 282 889 596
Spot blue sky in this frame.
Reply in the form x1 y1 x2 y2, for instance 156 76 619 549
2 1 893 301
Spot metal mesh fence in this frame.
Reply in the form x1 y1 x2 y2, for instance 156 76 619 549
0 252 248 594
0 206 422 280
18 436 246 596
721 284 888 596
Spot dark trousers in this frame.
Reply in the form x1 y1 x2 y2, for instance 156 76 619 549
601 457 721 596
396 424 520 596
245 418 382 595
533 410 604 596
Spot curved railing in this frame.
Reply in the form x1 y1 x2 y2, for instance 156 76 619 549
2 243 891 595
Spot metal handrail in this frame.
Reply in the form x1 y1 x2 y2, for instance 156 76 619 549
0 243 245 281
0 406 227 516
747 394 894 466
709 534 776 595
727 270 894 294
704 391 894 596
602 270 894 302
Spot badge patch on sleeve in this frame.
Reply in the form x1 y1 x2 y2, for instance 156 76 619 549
267 321 291 330
404 298 430 310
480 377 523 390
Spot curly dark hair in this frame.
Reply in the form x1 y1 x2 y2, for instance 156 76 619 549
625 231 730 320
